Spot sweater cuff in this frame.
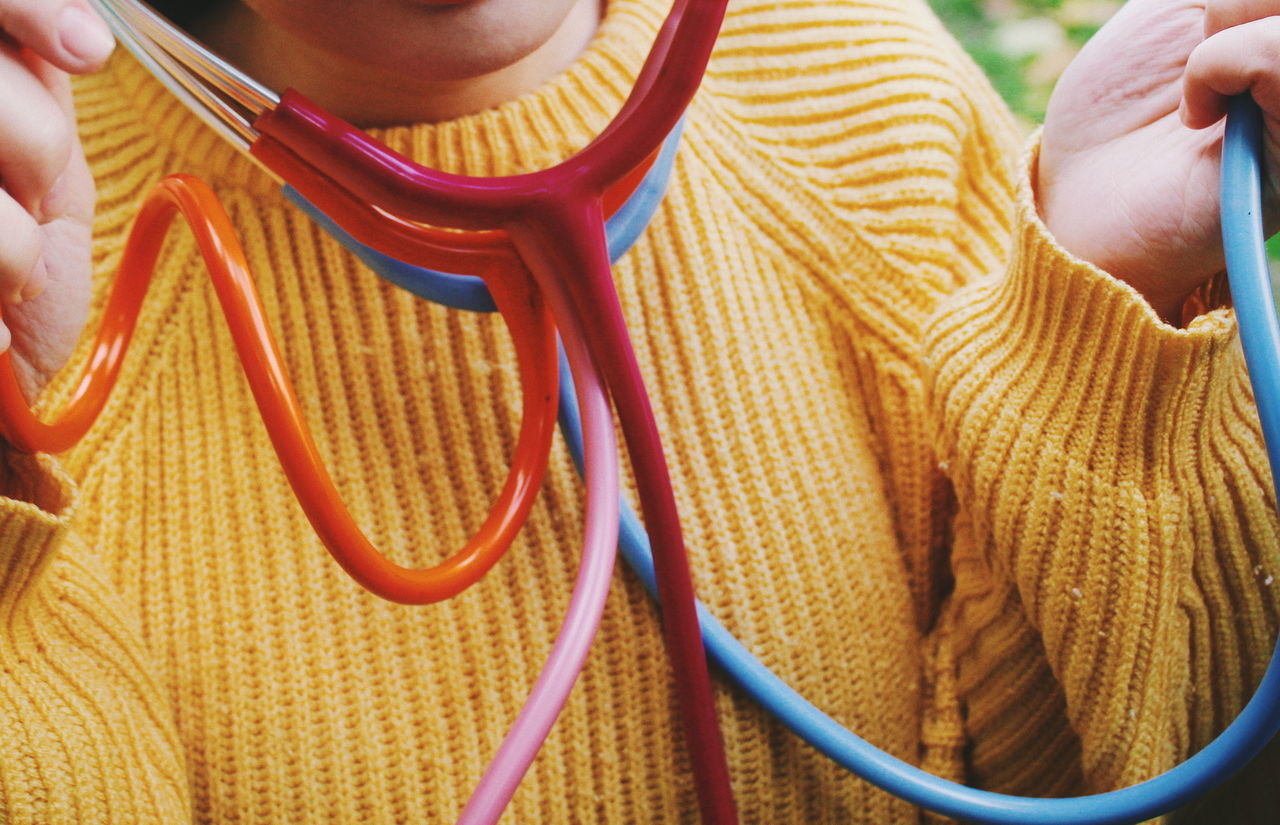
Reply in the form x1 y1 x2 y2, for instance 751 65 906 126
0 450 78 597
926 131 1242 487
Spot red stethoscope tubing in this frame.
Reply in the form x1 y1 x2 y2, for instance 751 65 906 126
0 174 558 606
252 135 741 820
0 130 661 606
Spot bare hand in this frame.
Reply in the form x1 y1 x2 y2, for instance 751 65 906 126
1038 0 1280 322
0 0 113 401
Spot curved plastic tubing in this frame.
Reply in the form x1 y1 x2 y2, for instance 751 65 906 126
559 350 1280 825
505 201 737 825
267 123 683 823
252 128 661 275
560 96 1280 825
376 96 1280 823
248 0 725 228
247 1 741 818
1223 97 1280 504
279 118 684 314
0 175 560 606
288 129 675 824
456 299 620 825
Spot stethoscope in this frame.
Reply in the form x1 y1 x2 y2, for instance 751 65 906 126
3 2 1276 823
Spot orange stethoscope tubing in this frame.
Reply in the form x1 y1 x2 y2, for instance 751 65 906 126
0 174 559 605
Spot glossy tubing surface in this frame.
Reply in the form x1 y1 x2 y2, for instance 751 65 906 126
296 136 672 822
0 175 559 605
503 198 737 825
253 68 740 825
560 361 1280 824
560 95 1280 825
250 0 727 226
279 119 686 315
1223 98 1280 497
456 310 620 825
317 143 734 818
358 99 1280 823
58 0 741 817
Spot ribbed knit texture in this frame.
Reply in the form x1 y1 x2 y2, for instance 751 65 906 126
0 0 1276 822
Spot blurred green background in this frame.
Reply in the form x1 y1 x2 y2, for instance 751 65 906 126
928 0 1121 128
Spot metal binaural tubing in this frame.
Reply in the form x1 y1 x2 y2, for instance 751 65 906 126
89 0 274 151
91 0 255 151
110 0 277 113
91 0 726 233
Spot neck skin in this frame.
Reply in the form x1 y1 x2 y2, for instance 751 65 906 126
198 1 602 127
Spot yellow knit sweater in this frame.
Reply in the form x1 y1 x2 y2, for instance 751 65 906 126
1 1 1276 823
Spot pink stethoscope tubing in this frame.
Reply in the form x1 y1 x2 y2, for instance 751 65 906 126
457 275 620 825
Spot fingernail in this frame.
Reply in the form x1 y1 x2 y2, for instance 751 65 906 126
59 6 115 66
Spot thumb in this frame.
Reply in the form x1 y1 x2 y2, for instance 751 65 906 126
0 0 114 74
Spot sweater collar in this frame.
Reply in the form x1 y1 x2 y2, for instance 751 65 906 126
107 0 667 195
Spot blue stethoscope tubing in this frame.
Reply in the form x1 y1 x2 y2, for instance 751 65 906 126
1223 95 1280 494
291 98 1280 824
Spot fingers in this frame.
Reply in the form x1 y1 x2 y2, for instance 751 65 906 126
0 0 100 369
0 0 114 73
0 189 47 306
0 0 87 313
1204 0 1280 37
0 40 75 214
1182 14 1280 129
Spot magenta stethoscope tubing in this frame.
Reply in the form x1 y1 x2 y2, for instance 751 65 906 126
250 1 721 228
